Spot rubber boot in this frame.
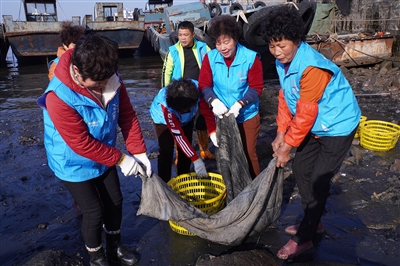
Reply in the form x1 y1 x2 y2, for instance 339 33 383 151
88 246 110 266
197 130 215 160
106 233 139 266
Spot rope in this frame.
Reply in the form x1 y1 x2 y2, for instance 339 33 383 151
57 1 68 21
18 0 22 20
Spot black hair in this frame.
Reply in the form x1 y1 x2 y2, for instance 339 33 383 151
208 15 240 42
59 22 86 47
166 78 198 112
178 21 194 33
72 33 118 82
260 5 306 44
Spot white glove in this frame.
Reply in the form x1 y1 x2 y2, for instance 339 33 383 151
226 101 242 118
211 99 228 118
133 153 152 177
117 153 146 177
209 132 218 147
193 159 208 178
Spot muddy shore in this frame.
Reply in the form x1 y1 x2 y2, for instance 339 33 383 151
0 56 399 266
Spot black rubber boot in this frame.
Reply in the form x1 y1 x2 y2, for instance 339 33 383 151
88 247 110 266
106 233 139 266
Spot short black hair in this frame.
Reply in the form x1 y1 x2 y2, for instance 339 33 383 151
260 5 306 44
166 78 198 112
72 33 118 82
208 15 240 42
178 21 194 33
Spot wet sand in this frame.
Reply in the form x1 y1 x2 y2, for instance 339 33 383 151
0 55 399 266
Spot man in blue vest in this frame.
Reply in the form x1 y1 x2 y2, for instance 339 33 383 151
162 21 215 162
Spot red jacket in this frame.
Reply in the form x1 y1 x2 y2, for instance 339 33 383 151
45 49 146 167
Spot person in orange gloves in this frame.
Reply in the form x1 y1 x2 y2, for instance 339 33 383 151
260 5 361 260
150 78 216 183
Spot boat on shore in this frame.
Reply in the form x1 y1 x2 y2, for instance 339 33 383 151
1 0 81 66
82 2 145 57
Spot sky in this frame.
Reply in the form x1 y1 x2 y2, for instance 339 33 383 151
0 0 194 21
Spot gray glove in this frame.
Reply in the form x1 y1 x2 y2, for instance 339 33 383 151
193 159 208 178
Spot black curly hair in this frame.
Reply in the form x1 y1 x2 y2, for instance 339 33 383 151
59 22 86 47
260 5 306 44
208 15 240 42
166 78 198 113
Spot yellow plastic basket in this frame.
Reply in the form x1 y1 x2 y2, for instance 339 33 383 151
167 172 226 236
359 120 400 151
354 115 368 139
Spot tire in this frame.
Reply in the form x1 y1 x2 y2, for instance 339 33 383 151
194 28 215 49
243 2 316 46
169 31 179 45
237 20 244 40
243 5 280 47
253 1 266 8
297 0 317 35
208 3 222 18
229 3 243 14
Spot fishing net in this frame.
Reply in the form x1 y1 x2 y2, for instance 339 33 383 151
137 114 283 246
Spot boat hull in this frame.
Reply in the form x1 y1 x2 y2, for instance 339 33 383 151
308 34 394 67
1 15 81 65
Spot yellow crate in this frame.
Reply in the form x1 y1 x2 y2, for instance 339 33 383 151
167 172 226 236
354 115 368 139
359 120 400 151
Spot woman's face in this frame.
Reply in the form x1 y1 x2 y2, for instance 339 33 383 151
268 38 299 64
215 35 237 59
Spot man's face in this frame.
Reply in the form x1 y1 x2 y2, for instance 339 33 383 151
178 28 195 48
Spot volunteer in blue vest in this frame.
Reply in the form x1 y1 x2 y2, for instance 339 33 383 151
48 22 85 80
260 5 361 260
38 33 152 266
162 21 215 162
198 15 264 179
150 78 216 183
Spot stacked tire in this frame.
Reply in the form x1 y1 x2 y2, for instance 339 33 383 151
243 1 317 47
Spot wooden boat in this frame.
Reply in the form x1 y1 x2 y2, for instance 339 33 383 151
1 0 81 66
307 33 394 67
82 2 145 57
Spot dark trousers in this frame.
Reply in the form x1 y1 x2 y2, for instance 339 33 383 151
238 113 261 178
292 127 357 244
154 119 194 183
62 167 122 248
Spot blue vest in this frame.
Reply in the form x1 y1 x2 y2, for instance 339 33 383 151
169 39 208 81
37 76 120 182
47 57 59 69
150 81 199 126
277 42 361 136
207 43 259 123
